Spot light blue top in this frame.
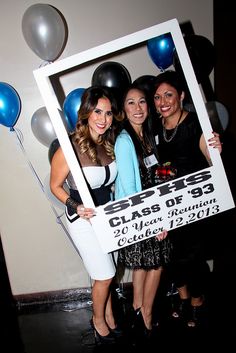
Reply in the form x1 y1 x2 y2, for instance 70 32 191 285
114 129 142 200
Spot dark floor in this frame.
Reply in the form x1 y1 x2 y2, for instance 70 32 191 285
1 269 236 353
1 208 236 353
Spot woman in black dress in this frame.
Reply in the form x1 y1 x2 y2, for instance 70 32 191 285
152 70 222 327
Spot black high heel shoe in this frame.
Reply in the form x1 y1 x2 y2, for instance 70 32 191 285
172 298 191 322
187 303 206 328
132 308 152 339
130 307 141 328
107 324 123 338
90 318 115 345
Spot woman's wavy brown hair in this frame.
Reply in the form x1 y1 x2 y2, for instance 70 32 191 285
71 86 122 163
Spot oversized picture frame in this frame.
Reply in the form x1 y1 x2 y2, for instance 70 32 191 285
34 18 235 253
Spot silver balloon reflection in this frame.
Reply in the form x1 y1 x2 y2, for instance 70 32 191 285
184 101 229 132
206 101 229 131
22 4 66 62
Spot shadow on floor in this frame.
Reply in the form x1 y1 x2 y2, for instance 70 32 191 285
4 275 233 353
1 233 235 353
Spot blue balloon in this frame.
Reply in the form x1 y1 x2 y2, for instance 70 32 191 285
63 88 85 131
147 34 175 71
0 82 21 128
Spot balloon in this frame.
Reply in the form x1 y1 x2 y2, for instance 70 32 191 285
92 61 131 109
63 88 85 131
58 109 72 133
206 101 229 132
174 35 215 84
31 107 70 147
43 174 69 210
0 82 21 128
22 4 67 62
147 33 175 71
48 138 60 164
92 61 131 90
31 107 57 147
133 75 156 94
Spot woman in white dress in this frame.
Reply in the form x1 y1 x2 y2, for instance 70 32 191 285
50 86 122 344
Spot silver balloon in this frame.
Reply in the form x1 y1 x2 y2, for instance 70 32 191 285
31 107 70 147
31 107 57 147
206 101 229 132
22 4 66 62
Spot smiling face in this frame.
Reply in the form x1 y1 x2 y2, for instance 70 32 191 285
123 88 148 131
88 97 113 141
154 82 184 119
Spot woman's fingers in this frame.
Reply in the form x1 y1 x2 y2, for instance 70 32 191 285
208 132 222 151
156 229 168 241
78 206 95 219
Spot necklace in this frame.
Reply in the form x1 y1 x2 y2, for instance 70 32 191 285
162 110 183 143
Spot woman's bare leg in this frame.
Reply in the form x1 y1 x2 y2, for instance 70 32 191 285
141 268 162 329
132 269 146 310
105 292 116 329
92 278 113 336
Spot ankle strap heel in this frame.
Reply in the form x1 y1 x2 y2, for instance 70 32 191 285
172 298 191 320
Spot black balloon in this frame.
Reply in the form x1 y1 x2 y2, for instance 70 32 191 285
133 75 156 94
48 138 60 164
92 61 131 90
174 34 215 84
91 61 131 109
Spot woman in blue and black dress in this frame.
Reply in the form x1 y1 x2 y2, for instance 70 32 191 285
115 84 172 335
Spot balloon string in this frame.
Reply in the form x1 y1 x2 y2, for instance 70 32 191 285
10 127 82 258
39 60 52 68
11 127 44 191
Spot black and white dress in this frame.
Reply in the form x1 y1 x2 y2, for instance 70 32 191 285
65 142 117 280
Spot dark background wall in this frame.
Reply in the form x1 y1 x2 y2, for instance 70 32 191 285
214 0 236 194
214 0 236 229
213 0 236 322
214 0 235 137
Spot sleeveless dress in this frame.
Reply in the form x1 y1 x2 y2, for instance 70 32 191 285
154 112 210 294
155 111 209 177
65 140 117 280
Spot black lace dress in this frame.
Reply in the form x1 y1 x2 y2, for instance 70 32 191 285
118 145 172 271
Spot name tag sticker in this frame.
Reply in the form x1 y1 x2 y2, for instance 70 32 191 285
155 134 159 145
144 154 158 168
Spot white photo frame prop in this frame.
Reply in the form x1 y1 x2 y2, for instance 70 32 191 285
34 18 235 253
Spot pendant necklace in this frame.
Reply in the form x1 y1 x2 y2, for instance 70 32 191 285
162 110 183 143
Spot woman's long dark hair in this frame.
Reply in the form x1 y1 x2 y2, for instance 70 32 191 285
120 83 159 168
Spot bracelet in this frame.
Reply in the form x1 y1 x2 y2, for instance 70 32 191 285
65 197 79 212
